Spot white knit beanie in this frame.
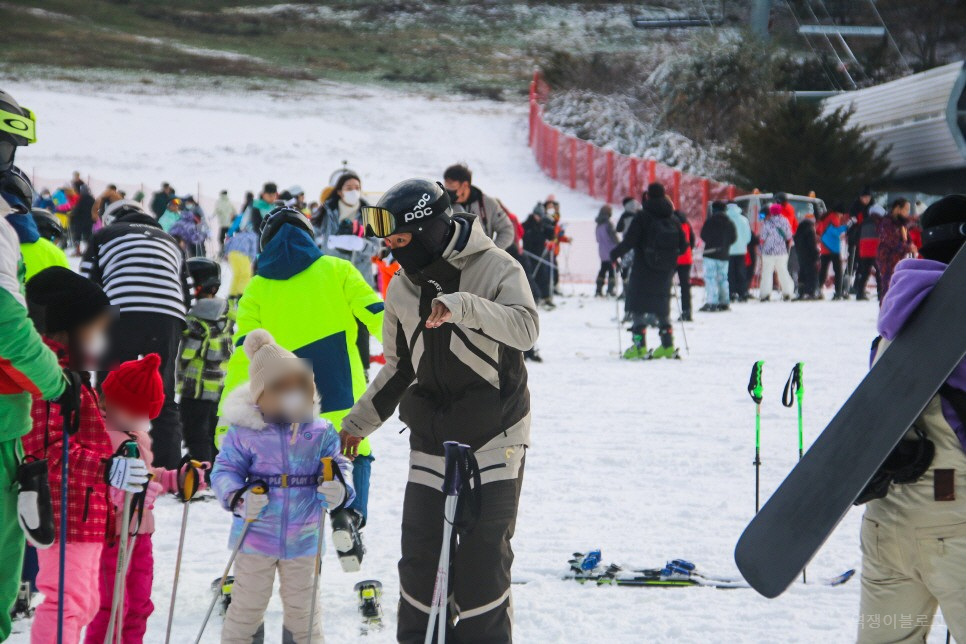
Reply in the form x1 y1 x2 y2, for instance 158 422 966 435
243 329 313 402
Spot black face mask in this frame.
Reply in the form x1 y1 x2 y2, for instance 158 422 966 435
393 216 453 272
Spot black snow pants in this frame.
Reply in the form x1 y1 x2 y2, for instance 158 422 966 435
398 450 525 644
99 312 185 469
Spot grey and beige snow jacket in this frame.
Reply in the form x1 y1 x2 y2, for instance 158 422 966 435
453 186 516 252
342 215 538 456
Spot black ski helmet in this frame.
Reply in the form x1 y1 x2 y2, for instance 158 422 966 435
0 165 34 212
362 179 451 238
31 208 64 244
0 90 36 172
259 206 314 251
186 257 222 294
102 199 148 226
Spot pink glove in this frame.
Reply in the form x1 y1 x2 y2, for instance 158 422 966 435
158 462 210 496
144 480 163 510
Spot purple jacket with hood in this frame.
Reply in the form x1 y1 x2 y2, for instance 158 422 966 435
877 258 966 452
211 383 355 559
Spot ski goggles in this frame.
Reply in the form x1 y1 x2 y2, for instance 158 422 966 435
360 206 397 238
0 107 37 146
361 196 450 238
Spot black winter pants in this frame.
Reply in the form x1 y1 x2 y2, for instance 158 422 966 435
797 253 818 298
728 255 748 299
853 258 878 300
675 264 692 314
398 460 524 644
99 312 185 469
595 261 616 294
180 397 219 463
819 254 843 296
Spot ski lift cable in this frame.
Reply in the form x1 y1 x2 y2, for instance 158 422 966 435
865 0 911 72
807 0 864 83
783 0 846 91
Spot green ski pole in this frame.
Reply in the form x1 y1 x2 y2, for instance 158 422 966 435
783 362 805 581
748 361 765 514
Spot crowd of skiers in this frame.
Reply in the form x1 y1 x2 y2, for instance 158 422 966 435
1 87 540 643
590 185 926 361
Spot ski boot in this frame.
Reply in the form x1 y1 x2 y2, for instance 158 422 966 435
10 582 33 621
622 335 649 360
210 575 234 615
649 345 680 360
355 580 384 634
331 508 365 572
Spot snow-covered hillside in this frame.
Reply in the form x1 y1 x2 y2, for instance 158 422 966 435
2 80 953 643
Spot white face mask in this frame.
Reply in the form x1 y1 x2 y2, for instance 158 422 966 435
545 206 556 216
279 390 309 419
341 190 361 207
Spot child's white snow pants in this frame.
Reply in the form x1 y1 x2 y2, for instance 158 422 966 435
221 553 322 644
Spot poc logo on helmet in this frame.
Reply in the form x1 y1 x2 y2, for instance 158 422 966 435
403 193 433 223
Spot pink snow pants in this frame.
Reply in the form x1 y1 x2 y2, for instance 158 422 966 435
32 542 102 644
84 534 154 644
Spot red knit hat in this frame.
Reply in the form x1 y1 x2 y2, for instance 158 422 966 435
101 353 165 419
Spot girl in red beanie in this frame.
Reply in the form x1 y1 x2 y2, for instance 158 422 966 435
85 353 208 644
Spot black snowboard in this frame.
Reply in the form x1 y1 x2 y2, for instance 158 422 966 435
735 247 966 598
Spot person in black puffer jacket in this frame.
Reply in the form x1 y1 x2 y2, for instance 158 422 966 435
699 201 737 312
794 213 820 299
610 183 687 360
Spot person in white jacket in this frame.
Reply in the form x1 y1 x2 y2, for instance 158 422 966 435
213 190 236 250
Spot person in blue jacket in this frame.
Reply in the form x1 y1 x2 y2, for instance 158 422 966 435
818 205 850 300
726 202 753 301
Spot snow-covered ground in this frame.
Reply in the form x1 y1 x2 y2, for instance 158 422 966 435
3 79 952 642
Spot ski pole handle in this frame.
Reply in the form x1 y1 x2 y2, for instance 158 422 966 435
178 455 207 502
442 441 464 497
748 361 764 404
782 363 803 408
320 457 333 483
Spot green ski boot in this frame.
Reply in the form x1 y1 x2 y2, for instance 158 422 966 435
622 335 648 360
650 345 680 360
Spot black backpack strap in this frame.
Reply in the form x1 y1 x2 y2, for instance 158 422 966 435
939 383 966 429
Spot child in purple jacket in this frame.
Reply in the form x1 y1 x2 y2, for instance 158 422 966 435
595 205 619 297
212 329 354 643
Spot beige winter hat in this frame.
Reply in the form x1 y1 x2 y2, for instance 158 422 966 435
243 329 314 402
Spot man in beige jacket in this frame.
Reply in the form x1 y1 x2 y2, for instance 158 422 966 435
342 178 538 643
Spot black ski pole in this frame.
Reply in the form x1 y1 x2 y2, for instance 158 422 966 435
783 362 806 582
56 370 81 644
748 362 764 514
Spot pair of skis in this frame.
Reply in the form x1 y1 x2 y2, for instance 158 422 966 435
566 551 854 589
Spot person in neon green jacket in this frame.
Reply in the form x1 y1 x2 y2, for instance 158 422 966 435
218 209 383 569
0 214 66 640
5 210 69 282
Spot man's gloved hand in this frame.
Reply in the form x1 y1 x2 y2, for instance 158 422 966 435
106 456 150 493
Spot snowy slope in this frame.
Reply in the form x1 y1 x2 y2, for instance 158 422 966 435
2 80 952 642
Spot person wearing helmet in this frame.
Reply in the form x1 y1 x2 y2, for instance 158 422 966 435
342 178 538 642
1 170 69 282
178 257 231 463
81 200 191 469
0 90 67 642
218 205 384 573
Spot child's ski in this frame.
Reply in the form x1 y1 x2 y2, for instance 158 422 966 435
566 552 854 589
354 580 384 635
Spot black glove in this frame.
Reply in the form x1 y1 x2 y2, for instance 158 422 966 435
56 369 83 436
